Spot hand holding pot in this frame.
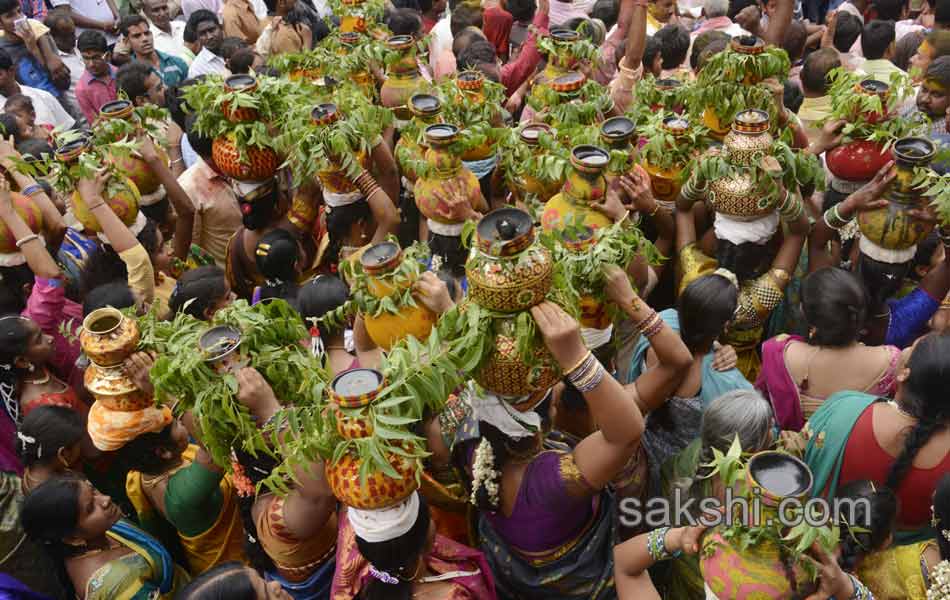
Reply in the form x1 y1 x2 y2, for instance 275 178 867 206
236 367 280 420
530 301 586 371
802 542 857 600
122 351 156 396
592 183 629 222
618 166 658 215
411 271 454 315
808 119 846 155
603 264 637 309
839 162 896 219
76 169 110 204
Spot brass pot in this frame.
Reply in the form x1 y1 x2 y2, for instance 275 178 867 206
708 109 780 220
80 307 140 367
475 312 560 397
84 363 152 411
467 208 553 313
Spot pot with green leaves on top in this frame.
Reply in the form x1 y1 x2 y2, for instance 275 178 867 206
467 208 553 313
857 136 937 251
380 35 426 121
600 116 636 189
541 145 612 234
357 241 436 351
640 115 695 203
96 99 170 196
413 124 485 227
396 94 443 184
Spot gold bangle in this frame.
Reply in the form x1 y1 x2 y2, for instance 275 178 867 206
564 351 592 378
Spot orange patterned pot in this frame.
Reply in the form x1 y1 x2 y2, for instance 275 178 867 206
106 146 168 196
70 176 141 234
329 368 383 439
212 135 280 182
326 447 420 509
84 362 152 411
562 230 611 329
505 124 563 205
474 312 561 397
80 307 140 367
0 193 42 254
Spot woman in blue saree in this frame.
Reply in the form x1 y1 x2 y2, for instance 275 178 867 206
20 476 189 599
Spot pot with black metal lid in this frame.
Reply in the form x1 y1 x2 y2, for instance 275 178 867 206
380 34 425 121
396 94 444 184
413 123 485 228
466 207 553 313
600 116 637 186
541 145 612 235
199 325 245 374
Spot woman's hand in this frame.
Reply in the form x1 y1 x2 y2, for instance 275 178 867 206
0 176 13 217
236 367 280 416
619 166 658 215
76 169 110 204
604 264 638 309
122 351 156 396
710 343 737 371
411 271 454 315
808 119 845 155
803 543 855 600
530 301 587 371
839 162 895 218
135 132 162 165
593 185 629 222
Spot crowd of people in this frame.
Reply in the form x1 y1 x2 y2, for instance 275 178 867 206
0 0 945 596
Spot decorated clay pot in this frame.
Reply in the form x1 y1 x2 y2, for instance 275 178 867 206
650 78 684 112
708 109 780 220
311 103 367 195
475 311 561 397
858 137 937 251
702 107 732 140
544 28 581 75
221 74 259 123
380 35 425 121
360 241 436 350
643 116 689 203
729 35 768 84
98 100 169 196
69 175 141 234
329 368 384 439
562 229 611 329
84 363 152 411
600 116 636 185
289 68 323 81
466 208 553 313
826 140 892 183
80 307 140 367
701 452 814 599
457 71 496 162
396 94 443 184
541 145 612 234
199 325 245 374
326 447 420 509
414 124 484 225
851 79 890 124
0 193 42 254
211 135 280 182
505 123 563 206
339 0 368 32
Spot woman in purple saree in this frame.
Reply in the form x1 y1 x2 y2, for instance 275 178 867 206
447 274 692 598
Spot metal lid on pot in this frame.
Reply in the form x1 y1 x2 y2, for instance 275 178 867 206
858 79 889 96
655 78 682 90
570 145 610 174
457 70 485 90
747 451 814 503
360 240 403 276
520 123 553 146
893 136 936 167
386 34 414 50
225 73 257 92
409 94 441 117
330 368 385 408
661 115 690 135
550 71 586 93
424 123 459 147
311 103 341 126
731 34 765 55
600 116 635 145
99 99 134 119
731 109 770 134
550 27 580 43
199 325 242 362
476 207 535 257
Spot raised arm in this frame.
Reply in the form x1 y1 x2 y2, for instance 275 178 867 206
0 137 65 246
352 169 401 243
235 367 336 539
137 134 195 261
762 0 793 47
0 177 59 279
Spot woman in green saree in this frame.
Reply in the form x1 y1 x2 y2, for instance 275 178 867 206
20 476 189 599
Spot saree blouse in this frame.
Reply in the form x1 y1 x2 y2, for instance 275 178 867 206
856 540 936 600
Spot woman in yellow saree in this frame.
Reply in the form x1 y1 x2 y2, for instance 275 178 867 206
20 476 189 599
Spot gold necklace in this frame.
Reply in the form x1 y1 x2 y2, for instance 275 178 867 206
24 367 50 385
888 400 916 420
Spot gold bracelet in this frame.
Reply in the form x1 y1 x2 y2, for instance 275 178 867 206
564 351 592 378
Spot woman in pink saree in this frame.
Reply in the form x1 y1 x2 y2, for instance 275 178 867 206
756 267 900 431
330 492 496 600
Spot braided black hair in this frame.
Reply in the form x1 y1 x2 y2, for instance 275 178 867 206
801 267 868 347
884 334 950 493
0 314 31 424
254 229 300 304
354 495 431 600
232 448 280 573
17 405 84 468
835 480 897 573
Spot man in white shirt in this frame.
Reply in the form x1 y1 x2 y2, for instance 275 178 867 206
143 0 193 64
48 0 120 44
0 48 73 128
44 12 85 125
187 9 228 77
857 19 906 79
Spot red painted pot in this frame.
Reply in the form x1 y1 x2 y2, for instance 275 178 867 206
826 140 892 182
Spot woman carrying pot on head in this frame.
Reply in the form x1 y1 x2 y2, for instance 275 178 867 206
803 332 950 545
757 267 902 432
20 476 190 599
442 287 691 598
651 389 775 599
231 366 339 599
109 352 247 576
625 269 752 499
809 165 950 349
331 491 497 599
168 265 237 321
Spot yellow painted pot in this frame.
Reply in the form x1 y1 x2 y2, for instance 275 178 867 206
541 145 612 235
703 107 731 140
